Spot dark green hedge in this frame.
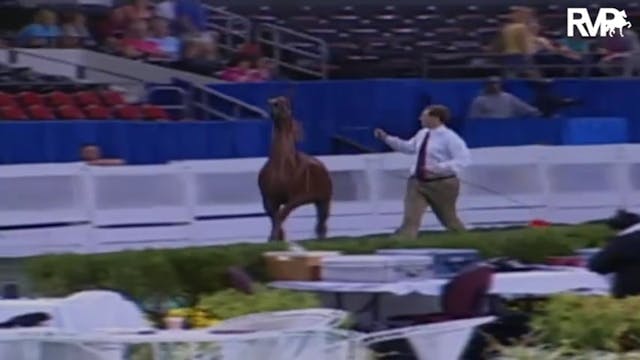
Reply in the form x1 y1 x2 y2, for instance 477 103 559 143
25 225 612 305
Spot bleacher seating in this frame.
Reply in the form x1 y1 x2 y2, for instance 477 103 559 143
0 63 174 121
226 3 640 78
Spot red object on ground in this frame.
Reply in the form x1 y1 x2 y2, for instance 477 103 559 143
546 256 585 267
529 219 551 228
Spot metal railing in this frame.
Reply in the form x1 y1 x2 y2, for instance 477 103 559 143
188 83 269 120
416 51 636 78
203 5 252 57
146 86 189 119
256 23 329 79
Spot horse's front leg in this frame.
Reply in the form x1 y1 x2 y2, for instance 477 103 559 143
269 218 286 242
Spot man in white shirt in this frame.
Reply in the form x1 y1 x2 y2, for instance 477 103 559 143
374 105 471 238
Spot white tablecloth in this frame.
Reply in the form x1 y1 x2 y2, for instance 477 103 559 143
0 299 63 326
271 269 610 296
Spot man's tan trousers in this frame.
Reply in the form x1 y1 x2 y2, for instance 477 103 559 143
395 176 465 239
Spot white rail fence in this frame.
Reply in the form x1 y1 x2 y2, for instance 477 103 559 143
1 144 639 257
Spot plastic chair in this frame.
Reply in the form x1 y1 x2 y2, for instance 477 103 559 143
0 106 28 120
17 91 44 107
83 105 111 120
141 104 170 120
208 309 349 333
46 91 74 107
26 105 55 120
57 105 86 120
114 105 142 120
389 264 494 325
360 316 495 360
74 91 102 107
99 90 126 106
0 92 17 107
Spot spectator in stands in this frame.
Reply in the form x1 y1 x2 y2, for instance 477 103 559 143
253 57 278 81
468 77 541 118
174 0 207 35
119 20 163 59
148 17 181 60
155 0 176 23
18 9 61 48
597 29 640 77
178 35 222 74
238 42 262 61
122 0 154 23
219 57 254 82
80 145 125 166
61 12 94 48
219 56 271 82
500 6 539 78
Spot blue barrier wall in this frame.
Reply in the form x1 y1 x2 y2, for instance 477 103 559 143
2 78 640 164
0 120 270 165
207 78 640 154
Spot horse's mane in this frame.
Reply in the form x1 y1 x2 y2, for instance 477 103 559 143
270 112 303 175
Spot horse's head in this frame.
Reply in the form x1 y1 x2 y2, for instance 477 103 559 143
268 96 293 125
268 96 303 141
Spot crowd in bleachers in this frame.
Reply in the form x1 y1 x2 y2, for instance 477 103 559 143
498 6 640 78
2 2 640 81
1 0 277 82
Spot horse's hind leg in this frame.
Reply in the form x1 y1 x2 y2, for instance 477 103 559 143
314 199 330 240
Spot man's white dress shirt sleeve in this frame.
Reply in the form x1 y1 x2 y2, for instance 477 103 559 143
435 132 471 175
383 131 421 154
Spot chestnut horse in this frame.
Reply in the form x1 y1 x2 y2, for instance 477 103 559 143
258 96 333 242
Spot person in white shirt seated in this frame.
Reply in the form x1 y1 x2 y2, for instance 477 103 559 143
374 105 471 239
468 77 541 118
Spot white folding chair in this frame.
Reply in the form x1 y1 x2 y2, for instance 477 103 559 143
359 316 496 360
208 309 349 332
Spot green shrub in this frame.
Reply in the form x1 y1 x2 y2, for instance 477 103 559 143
197 285 320 319
25 224 612 305
532 295 640 352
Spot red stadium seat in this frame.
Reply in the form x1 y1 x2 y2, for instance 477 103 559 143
26 105 55 120
74 91 102 107
83 105 112 120
142 104 170 120
0 92 17 107
17 91 44 107
114 105 142 120
57 105 86 120
0 106 28 120
47 91 74 107
100 90 126 106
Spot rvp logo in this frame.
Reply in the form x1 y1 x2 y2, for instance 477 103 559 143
567 8 632 37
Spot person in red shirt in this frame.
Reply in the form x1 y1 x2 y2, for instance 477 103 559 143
119 20 162 59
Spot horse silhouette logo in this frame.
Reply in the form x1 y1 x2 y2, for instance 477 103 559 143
603 9 632 36
567 8 632 37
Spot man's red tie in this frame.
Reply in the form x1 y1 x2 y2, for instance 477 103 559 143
414 132 430 181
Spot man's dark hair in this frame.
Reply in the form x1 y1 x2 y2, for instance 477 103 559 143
427 105 451 124
607 209 640 231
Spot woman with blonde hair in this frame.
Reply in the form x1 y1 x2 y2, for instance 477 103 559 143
500 6 539 78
